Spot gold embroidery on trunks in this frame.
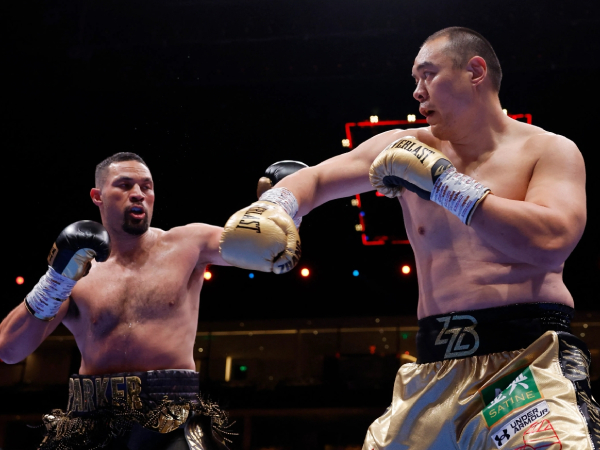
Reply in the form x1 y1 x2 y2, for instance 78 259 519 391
111 377 125 405
157 404 190 433
95 377 110 407
82 378 95 412
126 376 143 410
72 378 84 412
67 378 74 410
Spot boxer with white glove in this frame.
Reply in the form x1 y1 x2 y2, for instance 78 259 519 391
369 136 491 225
24 220 111 321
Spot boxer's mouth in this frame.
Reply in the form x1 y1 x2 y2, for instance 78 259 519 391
128 205 146 219
420 107 433 117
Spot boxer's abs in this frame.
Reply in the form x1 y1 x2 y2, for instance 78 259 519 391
415 255 573 318
400 186 574 318
75 317 198 374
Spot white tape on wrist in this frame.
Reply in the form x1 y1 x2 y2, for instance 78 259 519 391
24 266 77 321
431 167 491 225
259 187 303 228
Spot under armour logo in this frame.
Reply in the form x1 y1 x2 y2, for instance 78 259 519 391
494 429 510 446
434 314 480 358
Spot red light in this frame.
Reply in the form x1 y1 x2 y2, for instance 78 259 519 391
300 268 310 277
204 271 212 280
16 276 24 285
369 345 376 355
404 351 410 355
401 265 411 275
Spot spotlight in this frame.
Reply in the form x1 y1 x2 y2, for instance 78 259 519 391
16 276 25 285
401 265 411 275
204 271 213 280
301 268 310 277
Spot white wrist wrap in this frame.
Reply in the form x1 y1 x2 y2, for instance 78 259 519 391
24 266 76 321
431 167 491 225
259 187 303 228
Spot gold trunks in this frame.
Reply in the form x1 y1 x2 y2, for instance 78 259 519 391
363 331 598 450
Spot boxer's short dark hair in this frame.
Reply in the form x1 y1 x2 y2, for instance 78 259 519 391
95 152 149 187
424 27 502 92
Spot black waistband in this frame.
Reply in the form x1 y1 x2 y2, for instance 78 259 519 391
416 302 573 364
67 369 199 414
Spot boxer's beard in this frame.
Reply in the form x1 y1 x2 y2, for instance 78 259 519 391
122 206 150 236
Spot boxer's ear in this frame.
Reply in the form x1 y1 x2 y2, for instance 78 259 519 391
467 56 487 87
90 188 102 206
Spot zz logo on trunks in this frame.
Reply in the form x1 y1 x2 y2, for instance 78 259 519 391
434 314 479 358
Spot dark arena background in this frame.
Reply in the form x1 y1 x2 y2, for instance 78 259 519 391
2 0 599 449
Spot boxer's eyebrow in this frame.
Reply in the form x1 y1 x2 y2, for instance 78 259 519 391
415 61 434 72
113 176 153 184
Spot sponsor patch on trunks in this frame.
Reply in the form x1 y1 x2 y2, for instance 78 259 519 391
513 419 562 450
490 400 550 448
482 366 543 427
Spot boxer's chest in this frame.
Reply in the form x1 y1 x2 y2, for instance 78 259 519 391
71 245 200 329
402 143 537 249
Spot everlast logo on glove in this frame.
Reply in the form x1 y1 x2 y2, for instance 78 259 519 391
390 138 436 164
235 206 268 233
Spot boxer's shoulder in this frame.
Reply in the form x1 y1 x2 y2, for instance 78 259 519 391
164 223 222 244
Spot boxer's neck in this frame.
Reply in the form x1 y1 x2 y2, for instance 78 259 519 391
446 94 510 163
107 227 156 261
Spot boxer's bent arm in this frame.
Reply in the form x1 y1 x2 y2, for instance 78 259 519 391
470 134 586 269
276 129 414 216
0 299 69 364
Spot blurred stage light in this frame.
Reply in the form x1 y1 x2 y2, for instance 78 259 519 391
204 271 213 280
369 115 379 123
355 224 363 232
16 276 25 285
407 114 416 122
369 345 376 354
503 109 508 115
249 273 255 279
300 268 310 277
225 356 232 382
401 265 411 275
352 270 359 277
342 139 350 147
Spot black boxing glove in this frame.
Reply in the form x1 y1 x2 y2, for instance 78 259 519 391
24 221 111 321
256 160 308 198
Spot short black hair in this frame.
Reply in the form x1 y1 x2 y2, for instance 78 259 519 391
424 27 502 92
95 152 149 187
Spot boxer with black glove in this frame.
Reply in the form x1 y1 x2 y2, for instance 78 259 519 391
220 160 308 274
24 220 111 321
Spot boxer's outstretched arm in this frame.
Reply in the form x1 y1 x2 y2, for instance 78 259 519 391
277 129 415 216
0 300 68 364
179 223 231 268
470 133 586 269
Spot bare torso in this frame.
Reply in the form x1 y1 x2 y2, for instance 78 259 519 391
63 226 208 375
400 123 574 318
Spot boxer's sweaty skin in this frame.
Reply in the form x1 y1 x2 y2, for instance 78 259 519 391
0 161 228 373
64 225 214 375
276 37 585 319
